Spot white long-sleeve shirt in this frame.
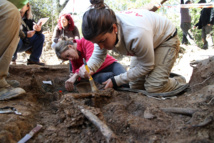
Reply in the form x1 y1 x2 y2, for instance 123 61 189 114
87 9 176 86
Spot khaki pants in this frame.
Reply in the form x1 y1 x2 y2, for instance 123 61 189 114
0 0 21 88
130 35 184 93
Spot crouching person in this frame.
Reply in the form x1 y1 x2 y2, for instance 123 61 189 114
12 2 45 66
54 37 128 91
0 0 28 100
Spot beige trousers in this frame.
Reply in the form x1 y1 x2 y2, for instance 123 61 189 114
0 0 21 88
130 35 183 93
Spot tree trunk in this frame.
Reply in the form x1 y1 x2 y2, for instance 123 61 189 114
56 0 70 16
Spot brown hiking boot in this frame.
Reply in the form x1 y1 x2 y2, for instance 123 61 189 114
0 87 26 101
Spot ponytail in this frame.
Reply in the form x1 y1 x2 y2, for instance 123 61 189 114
82 0 117 40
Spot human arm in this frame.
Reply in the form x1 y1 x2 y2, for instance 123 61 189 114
65 73 79 91
31 19 43 34
79 43 107 78
87 44 107 73
52 25 60 43
23 19 42 37
210 8 214 24
33 21 42 32
208 8 214 25
194 13 202 29
27 31 35 37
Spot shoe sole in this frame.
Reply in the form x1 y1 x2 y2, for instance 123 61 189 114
117 84 189 98
0 88 26 101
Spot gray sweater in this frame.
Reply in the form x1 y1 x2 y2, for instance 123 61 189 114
87 9 176 86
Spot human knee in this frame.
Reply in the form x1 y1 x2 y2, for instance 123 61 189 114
93 72 114 84
36 34 45 43
39 34 45 41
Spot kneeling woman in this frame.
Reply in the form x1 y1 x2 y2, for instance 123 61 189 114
54 38 128 91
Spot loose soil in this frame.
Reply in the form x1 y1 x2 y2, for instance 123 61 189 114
0 34 214 143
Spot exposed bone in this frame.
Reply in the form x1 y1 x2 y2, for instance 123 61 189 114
161 108 198 116
192 116 213 127
80 107 120 143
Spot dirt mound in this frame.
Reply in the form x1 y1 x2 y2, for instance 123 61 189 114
0 56 213 143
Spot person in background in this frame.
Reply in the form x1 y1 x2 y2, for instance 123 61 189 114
180 0 194 45
51 13 80 48
12 2 45 65
54 37 128 91
52 13 80 73
79 0 188 94
194 0 214 49
0 0 28 100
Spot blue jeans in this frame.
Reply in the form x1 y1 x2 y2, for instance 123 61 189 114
13 33 45 62
92 62 129 88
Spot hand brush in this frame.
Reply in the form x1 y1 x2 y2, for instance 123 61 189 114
83 58 98 92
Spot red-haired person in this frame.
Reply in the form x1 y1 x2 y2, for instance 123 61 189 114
51 14 80 48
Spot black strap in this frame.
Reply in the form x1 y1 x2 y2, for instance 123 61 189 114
111 77 118 89
166 28 177 41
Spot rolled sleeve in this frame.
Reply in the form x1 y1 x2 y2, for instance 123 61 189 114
87 43 107 72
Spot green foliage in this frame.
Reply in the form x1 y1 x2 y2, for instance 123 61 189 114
190 8 204 47
104 0 150 12
30 0 58 31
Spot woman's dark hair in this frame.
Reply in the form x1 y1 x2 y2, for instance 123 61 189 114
58 14 75 31
82 0 117 41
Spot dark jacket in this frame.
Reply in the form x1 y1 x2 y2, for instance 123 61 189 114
52 25 80 43
210 8 214 25
195 7 213 29
21 17 43 38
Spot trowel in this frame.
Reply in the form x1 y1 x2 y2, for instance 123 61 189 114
83 58 98 92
